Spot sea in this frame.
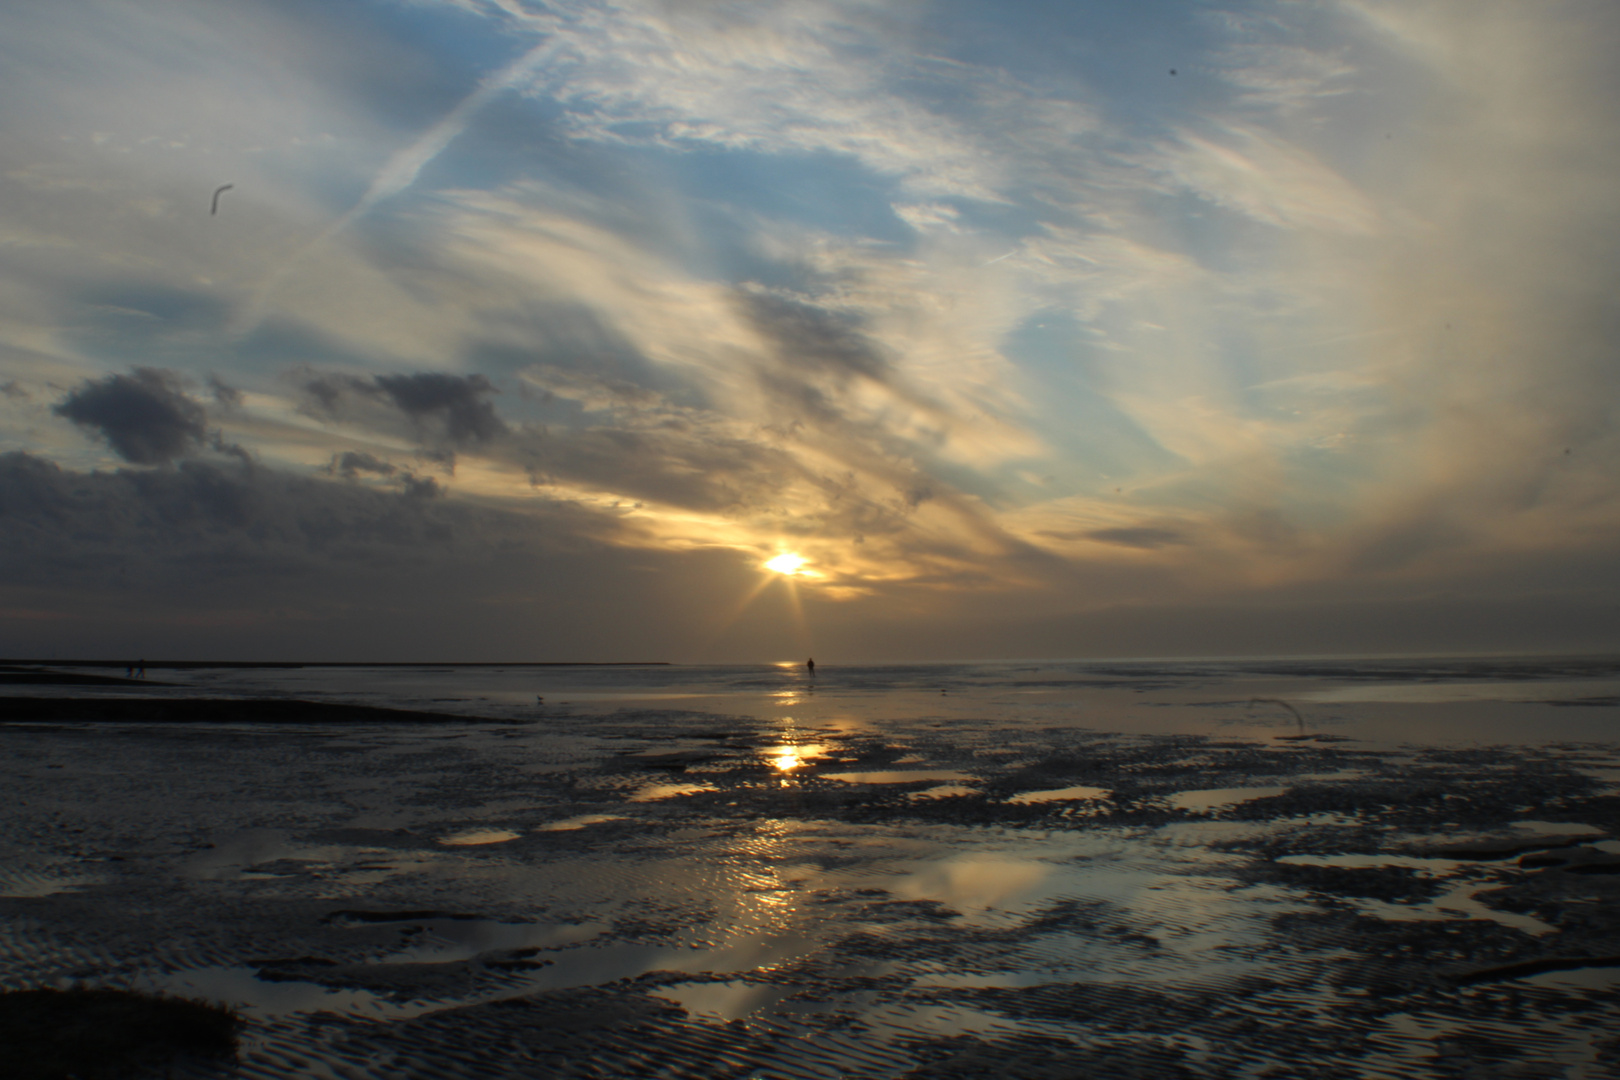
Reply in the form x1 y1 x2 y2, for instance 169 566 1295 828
91 651 1620 738
3 655 1619 1077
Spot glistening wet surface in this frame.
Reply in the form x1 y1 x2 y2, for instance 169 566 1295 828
3 658 1620 1077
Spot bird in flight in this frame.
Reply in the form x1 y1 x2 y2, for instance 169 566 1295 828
210 184 234 216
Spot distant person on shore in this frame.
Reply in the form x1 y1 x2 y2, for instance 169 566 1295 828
125 663 134 678
807 657 815 676
137 659 146 679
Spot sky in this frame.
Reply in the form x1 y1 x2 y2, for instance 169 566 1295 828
2 0 1619 662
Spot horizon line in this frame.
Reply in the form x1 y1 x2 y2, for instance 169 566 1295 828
7 650 1620 670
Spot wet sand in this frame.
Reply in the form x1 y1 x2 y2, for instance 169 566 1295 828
2 668 1618 1077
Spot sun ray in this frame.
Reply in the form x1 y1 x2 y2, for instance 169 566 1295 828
683 549 820 659
780 573 810 654
691 570 779 656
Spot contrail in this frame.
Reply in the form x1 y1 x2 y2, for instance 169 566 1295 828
983 249 1018 266
347 42 551 219
234 39 553 335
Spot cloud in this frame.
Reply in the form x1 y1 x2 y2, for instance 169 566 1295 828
375 373 508 445
237 33 560 332
349 42 554 219
0 449 593 595
737 290 893 384
892 202 960 232
1157 124 1381 234
401 472 443 499
495 0 1095 201
327 451 396 479
517 365 662 413
0 450 837 661
3 0 1620 658
298 370 508 450
52 369 209 465
1212 14 1359 114
1084 527 1188 550
207 375 243 410
397 187 1040 573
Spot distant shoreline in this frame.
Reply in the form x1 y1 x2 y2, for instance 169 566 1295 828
0 697 491 724
0 660 671 670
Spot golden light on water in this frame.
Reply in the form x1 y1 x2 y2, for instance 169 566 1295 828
764 552 807 575
769 743 825 772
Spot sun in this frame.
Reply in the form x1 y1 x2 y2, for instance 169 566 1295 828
764 552 807 576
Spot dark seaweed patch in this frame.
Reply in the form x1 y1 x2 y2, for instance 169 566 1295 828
1269 861 1443 902
323 909 498 924
0 987 239 1080
1450 954 1620 985
900 1033 1186 1080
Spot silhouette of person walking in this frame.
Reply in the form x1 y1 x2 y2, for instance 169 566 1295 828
137 659 146 680
806 657 815 676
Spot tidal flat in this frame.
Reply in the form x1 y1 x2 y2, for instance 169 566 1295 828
2 659 1618 1077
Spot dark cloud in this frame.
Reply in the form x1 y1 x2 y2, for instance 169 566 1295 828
414 446 459 473
400 472 442 499
323 451 439 499
207 374 243 410
299 371 360 416
208 432 254 467
737 291 890 382
0 451 595 597
297 370 508 454
730 291 969 523
293 366 809 514
1084 527 1188 549
52 368 208 464
374 373 507 444
6 449 1617 661
1 380 29 401
0 452 815 662
327 451 396 479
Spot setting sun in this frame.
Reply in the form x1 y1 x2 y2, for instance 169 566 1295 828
764 553 807 575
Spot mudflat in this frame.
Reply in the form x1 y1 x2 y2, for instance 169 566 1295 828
2 661 1618 1077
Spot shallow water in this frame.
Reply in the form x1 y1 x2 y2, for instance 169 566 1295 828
3 656 1619 1077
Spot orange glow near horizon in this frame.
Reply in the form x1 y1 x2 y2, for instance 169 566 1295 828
684 550 815 660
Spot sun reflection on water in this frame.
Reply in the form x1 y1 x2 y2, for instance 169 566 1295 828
767 742 827 772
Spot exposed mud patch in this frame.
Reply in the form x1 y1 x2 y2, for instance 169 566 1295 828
4 682 1619 1077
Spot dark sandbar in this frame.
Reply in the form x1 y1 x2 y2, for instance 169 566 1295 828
0 697 485 724
0 671 174 687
